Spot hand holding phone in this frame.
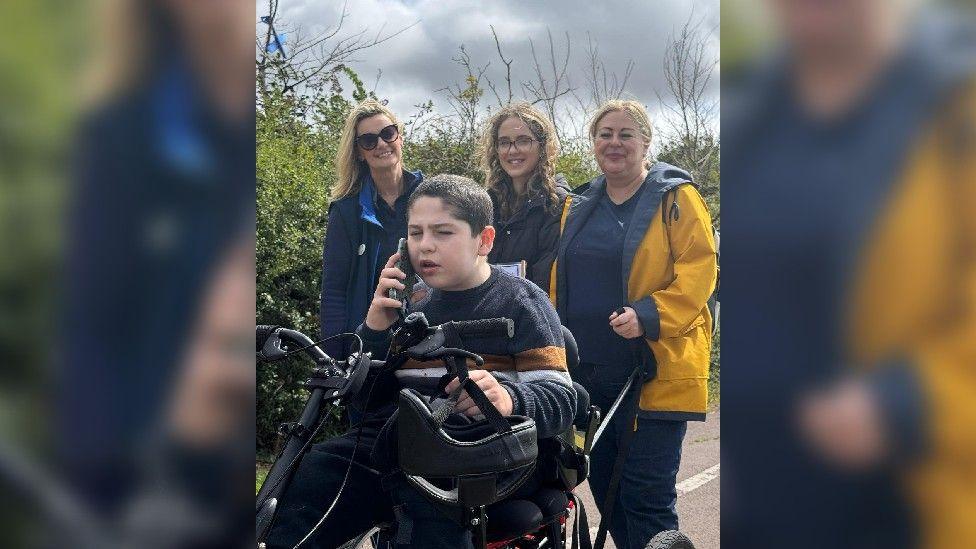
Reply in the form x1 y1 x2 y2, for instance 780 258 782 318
388 238 418 314
365 243 417 331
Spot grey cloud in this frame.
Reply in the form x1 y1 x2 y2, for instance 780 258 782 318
265 0 718 132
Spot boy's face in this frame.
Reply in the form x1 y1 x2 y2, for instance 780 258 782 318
407 196 494 291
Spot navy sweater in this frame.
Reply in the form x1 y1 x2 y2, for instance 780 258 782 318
358 267 576 439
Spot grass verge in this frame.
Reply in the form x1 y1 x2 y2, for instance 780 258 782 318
256 462 271 495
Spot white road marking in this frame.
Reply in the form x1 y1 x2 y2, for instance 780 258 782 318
583 464 720 540
676 463 720 495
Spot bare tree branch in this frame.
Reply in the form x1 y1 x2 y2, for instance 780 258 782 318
488 26 514 107
654 13 719 199
581 33 634 107
522 29 576 142
256 2 419 102
437 45 490 139
284 20 418 93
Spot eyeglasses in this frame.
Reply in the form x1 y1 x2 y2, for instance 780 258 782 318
497 137 537 153
356 124 400 150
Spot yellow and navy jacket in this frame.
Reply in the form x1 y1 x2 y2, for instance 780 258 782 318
549 162 717 421
844 78 976 549
722 16 976 547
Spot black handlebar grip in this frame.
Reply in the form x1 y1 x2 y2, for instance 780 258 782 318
256 325 280 352
454 318 514 339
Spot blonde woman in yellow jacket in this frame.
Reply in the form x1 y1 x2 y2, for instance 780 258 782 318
549 100 716 548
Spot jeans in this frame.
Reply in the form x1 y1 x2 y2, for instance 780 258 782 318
387 480 473 549
582 367 688 549
264 414 392 549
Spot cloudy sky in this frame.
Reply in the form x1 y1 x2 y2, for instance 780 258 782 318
260 0 719 137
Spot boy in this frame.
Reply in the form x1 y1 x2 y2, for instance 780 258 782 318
267 174 576 549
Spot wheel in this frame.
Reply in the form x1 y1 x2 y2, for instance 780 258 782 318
645 529 695 549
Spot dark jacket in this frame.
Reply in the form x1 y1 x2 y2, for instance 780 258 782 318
62 63 255 514
319 169 422 359
487 175 573 290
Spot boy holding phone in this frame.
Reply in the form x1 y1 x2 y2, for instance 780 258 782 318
267 174 576 549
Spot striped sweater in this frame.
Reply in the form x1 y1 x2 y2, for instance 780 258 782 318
357 266 576 439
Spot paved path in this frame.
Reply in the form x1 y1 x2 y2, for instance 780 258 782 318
572 409 721 549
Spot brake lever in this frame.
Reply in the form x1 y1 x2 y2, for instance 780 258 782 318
388 313 491 370
389 312 433 354
257 332 288 362
398 328 445 357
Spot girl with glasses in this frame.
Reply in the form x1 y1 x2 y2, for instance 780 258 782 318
320 100 423 361
478 102 573 290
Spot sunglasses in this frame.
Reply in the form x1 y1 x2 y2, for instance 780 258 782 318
356 124 400 150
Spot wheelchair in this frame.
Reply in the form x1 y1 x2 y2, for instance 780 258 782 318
256 313 694 549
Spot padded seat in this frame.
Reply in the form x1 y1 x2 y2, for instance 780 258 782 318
484 498 544 542
529 487 569 520
484 487 569 542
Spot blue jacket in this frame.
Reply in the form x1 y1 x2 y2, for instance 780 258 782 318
319 169 422 359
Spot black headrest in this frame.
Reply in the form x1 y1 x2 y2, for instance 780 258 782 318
560 326 579 373
397 389 537 478
571 382 590 428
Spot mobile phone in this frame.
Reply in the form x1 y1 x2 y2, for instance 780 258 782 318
388 238 418 313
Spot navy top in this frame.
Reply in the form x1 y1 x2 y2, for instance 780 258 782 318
564 187 644 373
371 181 414 281
62 61 255 515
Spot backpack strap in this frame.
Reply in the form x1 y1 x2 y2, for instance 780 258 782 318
661 185 685 264
662 187 681 226
559 195 573 233
550 196 574 302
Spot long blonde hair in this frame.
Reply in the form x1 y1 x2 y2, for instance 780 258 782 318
331 100 404 201
588 99 654 169
477 102 561 219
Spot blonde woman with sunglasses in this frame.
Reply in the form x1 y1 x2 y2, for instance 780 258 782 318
320 100 423 361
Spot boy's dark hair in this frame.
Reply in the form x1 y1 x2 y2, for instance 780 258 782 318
407 174 494 235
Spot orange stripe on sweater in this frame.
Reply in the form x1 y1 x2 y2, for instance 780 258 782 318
515 346 567 372
400 347 566 372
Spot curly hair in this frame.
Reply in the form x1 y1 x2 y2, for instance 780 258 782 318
477 103 561 219
331 99 404 201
